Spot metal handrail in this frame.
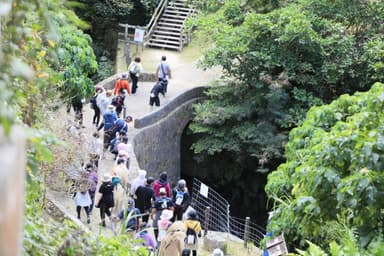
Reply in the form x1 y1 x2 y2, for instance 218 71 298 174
118 0 168 45
144 0 168 41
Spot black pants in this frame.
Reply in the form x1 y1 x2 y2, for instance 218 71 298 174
76 206 90 219
100 205 111 220
92 106 100 126
182 249 197 256
130 72 138 94
149 96 160 106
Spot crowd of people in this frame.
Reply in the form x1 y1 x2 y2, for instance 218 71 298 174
68 55 225 255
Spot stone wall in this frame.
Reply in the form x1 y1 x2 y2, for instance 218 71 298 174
132 87 207 185
96 72 157 90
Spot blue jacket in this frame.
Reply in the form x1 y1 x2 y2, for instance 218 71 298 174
114 118 128 134
103 111 117 130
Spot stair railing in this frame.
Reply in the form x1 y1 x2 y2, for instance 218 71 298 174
143 0 168 44
118 0 168 46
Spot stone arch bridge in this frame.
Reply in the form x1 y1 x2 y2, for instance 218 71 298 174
101 73 207 184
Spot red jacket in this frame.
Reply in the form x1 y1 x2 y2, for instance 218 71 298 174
153 180 171 198
113 79 131 95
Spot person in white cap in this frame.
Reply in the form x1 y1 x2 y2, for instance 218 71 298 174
95 173 114 227
212 248 224 256
157 209 173 242
151 187 174 240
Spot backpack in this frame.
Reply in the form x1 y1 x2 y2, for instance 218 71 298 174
111 96 123 108
185 224 198 245
175 189 185 206
90 95 97 109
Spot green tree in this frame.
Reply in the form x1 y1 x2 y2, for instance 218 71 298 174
55 25 97 104
265 83 384 251
187 0 384 220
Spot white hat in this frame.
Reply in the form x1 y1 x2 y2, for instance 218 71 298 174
212 248 224 256
160 209 173 220
138 169 147 178
103 173 111 182
159 187 167 195
107 104 116 111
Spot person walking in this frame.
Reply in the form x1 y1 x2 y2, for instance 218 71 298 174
88 131 103 168
134 177 155 224
153 172 172 198
157 209 173 243
96 173 115 227
183 209 202 256
155 55 172 95
131 169 147 197
90 87 101 127
172 179 191 221
97 105 118 151
85 163 98 214
73 178 92 224
113 73 131 96
158 221 186 256
96 87 112 115
149 80 166 107
128 57 143 95
151 187 174 240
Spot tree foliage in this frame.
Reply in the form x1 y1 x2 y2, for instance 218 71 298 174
188 0 384 220
265 83 384 252
55 25 97 104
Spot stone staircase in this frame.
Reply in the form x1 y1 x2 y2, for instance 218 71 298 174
146 0 196 51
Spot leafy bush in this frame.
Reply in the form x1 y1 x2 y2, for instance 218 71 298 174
266 83 384 251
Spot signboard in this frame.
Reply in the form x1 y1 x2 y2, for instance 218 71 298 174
266 234 288 256
199 182 209 198
134 28 145 43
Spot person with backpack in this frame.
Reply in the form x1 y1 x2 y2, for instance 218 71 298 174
113 73 131 96
111 90 125 117
151 187 174 240
172 179 191 221
128 57 143 95
153 172 172 198
134 176 155 224
183 209 202 256
155 55 172 95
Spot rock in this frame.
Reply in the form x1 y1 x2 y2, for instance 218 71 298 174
204 231 228 253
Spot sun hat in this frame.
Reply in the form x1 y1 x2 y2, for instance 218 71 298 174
107 104 115 110
160 209 173 220
103 173 111 182
212 248 224 256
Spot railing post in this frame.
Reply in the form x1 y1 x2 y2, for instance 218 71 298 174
227 204 230 234
204 206 210 236
244 217 250 248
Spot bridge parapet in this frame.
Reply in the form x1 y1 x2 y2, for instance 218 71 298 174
132 86 207 184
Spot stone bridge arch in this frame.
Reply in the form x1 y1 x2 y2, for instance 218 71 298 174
132 86 206 184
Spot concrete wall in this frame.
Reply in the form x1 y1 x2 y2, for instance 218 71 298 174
96 72 157 90
0 127 26 256
133 87 206 185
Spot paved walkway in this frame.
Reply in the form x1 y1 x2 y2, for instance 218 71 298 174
51 47 221 235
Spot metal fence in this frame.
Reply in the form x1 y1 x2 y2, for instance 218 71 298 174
190 178 266 247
